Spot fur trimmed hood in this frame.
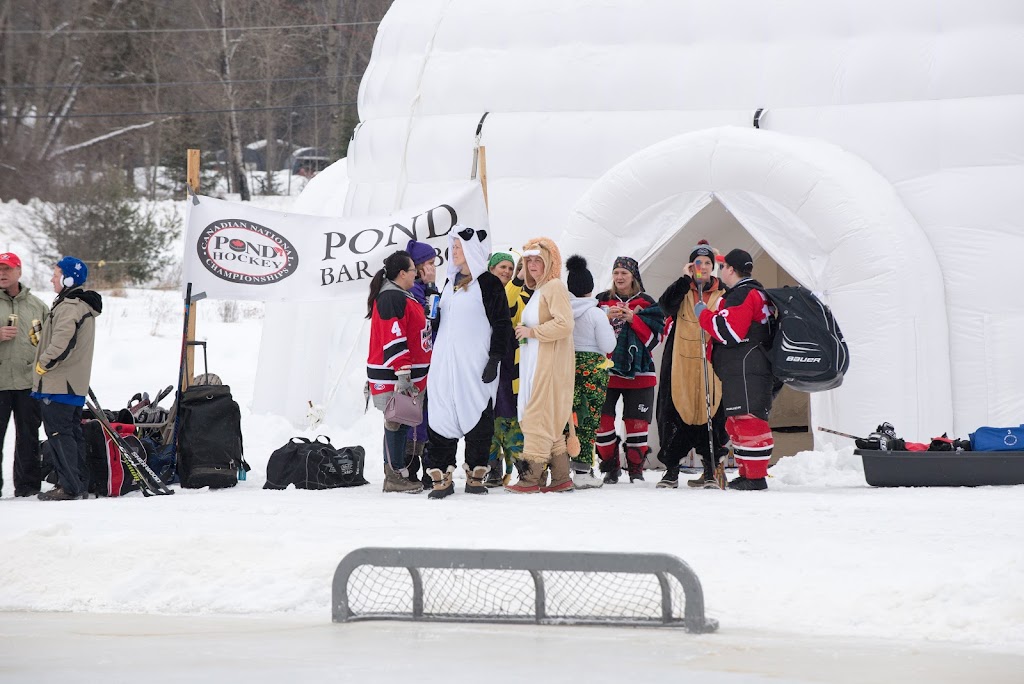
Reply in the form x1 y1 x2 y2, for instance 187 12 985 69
521 237 562 289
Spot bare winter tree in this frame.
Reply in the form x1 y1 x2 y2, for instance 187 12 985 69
0 0 392 201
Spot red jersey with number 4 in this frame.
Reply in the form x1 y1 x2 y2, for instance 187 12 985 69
367 286 432 395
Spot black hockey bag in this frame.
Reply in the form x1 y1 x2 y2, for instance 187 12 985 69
264 437 368 490
765 286 850 392
177 384 249 489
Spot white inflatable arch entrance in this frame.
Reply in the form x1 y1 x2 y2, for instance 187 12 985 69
561 126 953 443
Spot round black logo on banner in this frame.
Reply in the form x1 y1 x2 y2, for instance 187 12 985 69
197 219 298 284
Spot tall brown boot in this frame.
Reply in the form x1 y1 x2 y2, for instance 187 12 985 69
505 459 542 494
542 445 574 493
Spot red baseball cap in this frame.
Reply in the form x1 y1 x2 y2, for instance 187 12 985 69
0 253 21 268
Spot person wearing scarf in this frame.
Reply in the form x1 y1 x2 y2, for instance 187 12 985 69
654 240 729 489
594 256 665 484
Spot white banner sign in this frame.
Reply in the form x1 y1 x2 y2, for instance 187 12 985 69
182 184 489 301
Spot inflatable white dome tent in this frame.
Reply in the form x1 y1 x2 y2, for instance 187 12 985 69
256 0 1024 445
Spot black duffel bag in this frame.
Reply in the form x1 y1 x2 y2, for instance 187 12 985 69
177 384 249 489
264 436 368 490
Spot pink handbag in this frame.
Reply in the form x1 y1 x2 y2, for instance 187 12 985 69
384 391 423 427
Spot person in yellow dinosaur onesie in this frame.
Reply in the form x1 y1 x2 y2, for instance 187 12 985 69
505 237 575 494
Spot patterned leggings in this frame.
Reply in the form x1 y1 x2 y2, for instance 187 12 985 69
489 416 524 474
572 352 610 467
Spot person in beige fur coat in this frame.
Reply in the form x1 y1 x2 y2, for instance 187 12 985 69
505 237 576 494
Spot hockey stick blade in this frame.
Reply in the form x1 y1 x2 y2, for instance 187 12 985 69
153 385 174 407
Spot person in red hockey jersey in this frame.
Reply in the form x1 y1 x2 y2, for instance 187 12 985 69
695 248 775 490
366 250 432 494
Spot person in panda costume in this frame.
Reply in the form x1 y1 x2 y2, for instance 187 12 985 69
425 226 513 499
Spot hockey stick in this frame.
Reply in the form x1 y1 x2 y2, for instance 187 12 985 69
152 384 174 408
170 284 193 465
817 427 863 441
87 389 174 496
696 278 726 490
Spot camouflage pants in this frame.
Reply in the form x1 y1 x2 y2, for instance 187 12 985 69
489 416 524 474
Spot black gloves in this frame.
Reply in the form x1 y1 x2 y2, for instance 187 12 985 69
481 356 500 383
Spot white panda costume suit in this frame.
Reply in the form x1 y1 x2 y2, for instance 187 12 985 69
426 225 513 475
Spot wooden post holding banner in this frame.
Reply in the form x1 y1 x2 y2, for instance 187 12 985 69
184 148 200 387
478 145 489 211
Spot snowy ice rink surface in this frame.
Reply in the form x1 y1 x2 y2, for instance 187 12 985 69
0 290 1022 682
2 613 1022 684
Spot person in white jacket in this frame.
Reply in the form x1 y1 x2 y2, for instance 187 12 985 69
565 255 617 489
426 226 513 499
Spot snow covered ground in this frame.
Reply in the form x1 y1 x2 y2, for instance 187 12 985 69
0 288 1022 681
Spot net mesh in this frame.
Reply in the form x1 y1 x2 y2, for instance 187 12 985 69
346 565 688 623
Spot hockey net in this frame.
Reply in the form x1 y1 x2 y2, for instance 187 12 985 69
335 549 716 631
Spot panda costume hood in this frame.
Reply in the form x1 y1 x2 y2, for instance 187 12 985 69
428 225 513 440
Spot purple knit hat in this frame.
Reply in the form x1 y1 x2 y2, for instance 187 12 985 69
406 240 436 266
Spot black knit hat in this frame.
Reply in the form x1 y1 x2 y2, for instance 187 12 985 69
689 239 715 264
565 254 594 297
723 248 754 274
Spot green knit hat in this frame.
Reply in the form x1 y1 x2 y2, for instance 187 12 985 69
487 251 514 270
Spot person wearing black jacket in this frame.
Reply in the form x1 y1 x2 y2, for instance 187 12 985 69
655 240 730 489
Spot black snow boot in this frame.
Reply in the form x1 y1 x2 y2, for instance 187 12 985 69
656 466 679 489
598 457 620 485
727 476 767 491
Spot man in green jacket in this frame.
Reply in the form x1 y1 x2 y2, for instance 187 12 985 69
0 252 49 497
33 256 103 501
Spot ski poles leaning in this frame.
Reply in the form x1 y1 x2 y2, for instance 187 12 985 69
86 388 174 497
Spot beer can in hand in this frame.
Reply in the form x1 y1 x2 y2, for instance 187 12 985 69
426 293 440 319
7 313 16 327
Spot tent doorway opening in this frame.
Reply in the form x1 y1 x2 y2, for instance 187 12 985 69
645 197 813 459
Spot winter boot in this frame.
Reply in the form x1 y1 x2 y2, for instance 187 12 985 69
505 460 542 494
727 476 768 491
657 466 679 489
572 469 603 489
427 466 456 499
464 464 490 494
687 457 716 488
541 449 574 493
625 447 646 483
571 460 603 490
598 457 621 485
37 486 82 501
484 461 504 488
383 463 424 494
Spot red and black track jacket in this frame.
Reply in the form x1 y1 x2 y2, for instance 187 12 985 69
595 290 662 390
367 281 432 396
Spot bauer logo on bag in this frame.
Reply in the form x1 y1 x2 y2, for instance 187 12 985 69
196 219 299 285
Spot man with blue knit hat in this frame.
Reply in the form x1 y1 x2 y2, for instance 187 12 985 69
33 256 103 501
